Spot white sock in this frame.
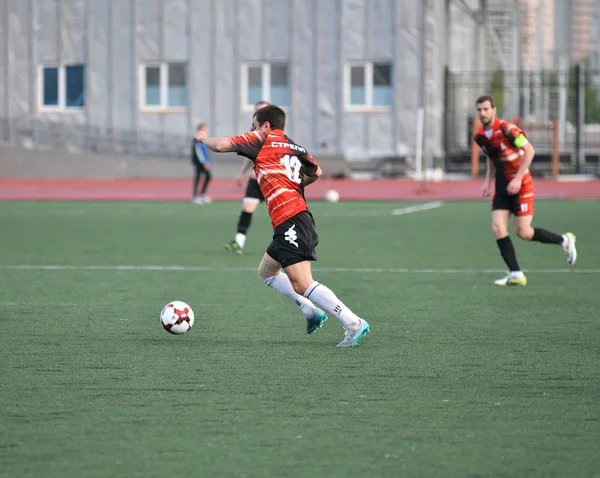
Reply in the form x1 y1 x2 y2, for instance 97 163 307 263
264 273 320 318
235 233 246 248
303 281 361 328
510 271 525 278
561 234 568 247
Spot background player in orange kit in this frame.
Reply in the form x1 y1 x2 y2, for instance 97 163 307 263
223 100 270 254
474 95 577 286
196 105 370 347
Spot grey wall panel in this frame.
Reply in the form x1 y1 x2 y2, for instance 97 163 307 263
137 113 161 132
189 0 213 133
111 0 135 130
262 0 291 60
396 0 421 28
163 0 187 60
0 0 7 119
136 0 161 61
212 0 236 135
368 114 394 155
315 0 340 154
341 0 366 60
162 113 187 135
394 27 420 84
87 0 109 129
35 0 58 62
189 0 212 133
290 0 316 148
342 114 367 158
426 1 441 155
8 0 32 116
393 13 421 155
237 111 254 134
237 0 262 61
59 0 86 62
368 0 394 59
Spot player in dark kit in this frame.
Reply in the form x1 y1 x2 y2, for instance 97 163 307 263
196 105 370 347
474 95 577 286
223 100 270 254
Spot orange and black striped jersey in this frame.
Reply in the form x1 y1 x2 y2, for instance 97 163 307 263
474 118 533 189
229 129 319 227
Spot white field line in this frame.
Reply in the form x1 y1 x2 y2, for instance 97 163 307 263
391 201 444 216
1 265 599 274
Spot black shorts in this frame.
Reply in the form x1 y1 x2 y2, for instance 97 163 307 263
244 178 264 202
492 193 520 215
266 211 319 268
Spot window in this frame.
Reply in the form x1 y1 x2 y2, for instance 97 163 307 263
241 63 290 109
140 63 187 110
344 62 393 110
39 64 86 111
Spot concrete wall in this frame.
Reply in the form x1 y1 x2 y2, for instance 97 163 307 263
0 0 446 171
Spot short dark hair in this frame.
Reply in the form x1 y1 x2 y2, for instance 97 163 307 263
254 104 286 130
476 95 495 108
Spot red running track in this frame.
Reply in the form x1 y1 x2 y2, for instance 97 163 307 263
0 178 599 201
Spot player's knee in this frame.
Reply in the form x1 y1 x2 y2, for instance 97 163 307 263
515 225 533 240
287 275 310 296
242 201 258 213
258 258 280 283
492 222 508 238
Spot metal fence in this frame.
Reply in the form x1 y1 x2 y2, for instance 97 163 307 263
0 116 191 160
444 65 600 176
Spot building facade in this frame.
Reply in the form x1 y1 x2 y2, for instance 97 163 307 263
0 0 447 164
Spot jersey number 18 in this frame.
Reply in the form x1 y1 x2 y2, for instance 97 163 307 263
279 154 302 184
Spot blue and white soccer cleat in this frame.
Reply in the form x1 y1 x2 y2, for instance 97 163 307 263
306 311 327 335
336 319 370 347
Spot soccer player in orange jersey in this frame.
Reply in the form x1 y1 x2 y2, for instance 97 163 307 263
474 95 577 286
223 100 270 254
195 105 370 346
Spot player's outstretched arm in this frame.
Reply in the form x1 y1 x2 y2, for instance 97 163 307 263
194 130 235 153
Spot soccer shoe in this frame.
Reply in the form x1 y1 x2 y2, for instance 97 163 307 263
192 197 204 204
336 319 370 347
494 273 527 286
562 232 577 265
306 311 327 335
200 195 213 204
223 240 243 255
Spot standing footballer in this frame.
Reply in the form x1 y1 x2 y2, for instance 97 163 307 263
474 95 577 286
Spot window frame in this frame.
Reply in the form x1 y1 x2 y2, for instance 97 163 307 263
343 61 393 112
139 62 188 112
240 62 290 111
37 64 86 113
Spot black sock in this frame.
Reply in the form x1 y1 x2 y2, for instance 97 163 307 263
496 236 521 272
200 171 212 195
237 211 253 234
192 167 201 197
532 228 563 245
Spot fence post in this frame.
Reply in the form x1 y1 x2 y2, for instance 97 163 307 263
443 66 451 171
471 116 482 179
574 63 584 174
552 118 559 180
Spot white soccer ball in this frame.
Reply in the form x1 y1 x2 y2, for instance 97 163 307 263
325 189 340 203
160 301 195 335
